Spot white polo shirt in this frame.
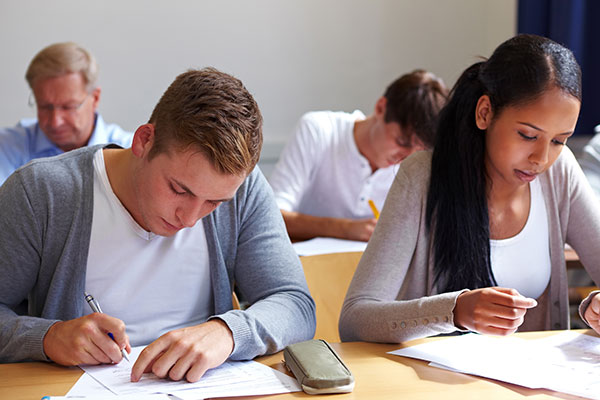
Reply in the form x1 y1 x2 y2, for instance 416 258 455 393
269 110 398 219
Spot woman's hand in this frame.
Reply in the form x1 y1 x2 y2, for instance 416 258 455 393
453 287 537 335
583 293 600 334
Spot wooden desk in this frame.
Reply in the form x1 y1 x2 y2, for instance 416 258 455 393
1 331 591 400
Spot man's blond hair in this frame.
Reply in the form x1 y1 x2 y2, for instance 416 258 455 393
25 42 98 91
148 68 263 175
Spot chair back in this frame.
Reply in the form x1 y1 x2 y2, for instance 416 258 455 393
300 251 362 342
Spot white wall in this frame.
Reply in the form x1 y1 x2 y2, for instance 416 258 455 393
0 0 516 174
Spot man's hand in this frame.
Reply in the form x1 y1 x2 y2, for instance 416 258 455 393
341 218 377 242
453 287 537 336
280 210 377 242
131 319 234 383
584 293 600 334
43 313 130 365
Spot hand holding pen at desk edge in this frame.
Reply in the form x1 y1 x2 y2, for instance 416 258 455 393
281 209 377 242
341 218 377 242
42 311 131 366
453 287 538 336
335 199 379 242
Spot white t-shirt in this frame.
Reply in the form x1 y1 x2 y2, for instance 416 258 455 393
491 178 551 299
85 149 213 346
269 110 398 219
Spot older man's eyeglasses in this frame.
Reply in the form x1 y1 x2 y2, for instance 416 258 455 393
28 93 91 116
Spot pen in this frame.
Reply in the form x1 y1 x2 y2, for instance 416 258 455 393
84 292 129 362
368 199 380 220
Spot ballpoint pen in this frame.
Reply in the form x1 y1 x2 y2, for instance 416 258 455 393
84 292 130 362
368 199 380 220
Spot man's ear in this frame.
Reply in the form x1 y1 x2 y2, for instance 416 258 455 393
374 96 387 119
475 95 493 130
131 124 155 158
90 87 101 111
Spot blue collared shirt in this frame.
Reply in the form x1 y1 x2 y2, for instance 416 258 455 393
0 113 132 184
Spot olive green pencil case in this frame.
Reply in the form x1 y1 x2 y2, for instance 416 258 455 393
283 339 355 394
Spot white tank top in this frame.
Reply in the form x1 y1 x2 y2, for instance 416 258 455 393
85 149 213 346
490 179 551 299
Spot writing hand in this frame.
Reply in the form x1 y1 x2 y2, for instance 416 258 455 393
583 293 600 334
43 313 130 365
343 218 377 242
131 319 234 383
453 287 537 336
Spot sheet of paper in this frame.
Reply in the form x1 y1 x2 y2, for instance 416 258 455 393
171 367 300 399
390 333 545 389
78 345 300 398
67 372 118 396
44 394 173 400
389 332 600 400
293 237 366 256
523 331 600 399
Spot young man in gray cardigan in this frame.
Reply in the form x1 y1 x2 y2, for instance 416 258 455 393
0 68 315 383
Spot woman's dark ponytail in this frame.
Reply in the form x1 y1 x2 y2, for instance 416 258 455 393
426 61 495 291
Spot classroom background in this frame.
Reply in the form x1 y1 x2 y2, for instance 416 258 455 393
0 0 517 175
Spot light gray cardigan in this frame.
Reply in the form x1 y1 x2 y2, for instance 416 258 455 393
0 145 316 362
340 148 600 343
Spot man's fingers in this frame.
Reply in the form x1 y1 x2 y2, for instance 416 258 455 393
83 314 126 364
184 356 212 383
167 352 199 382
91 333 124 364
42 314 130 367
96 314 129 352
131 343 168 381
151 346 186 379
82 343 112 365
132 321 234 382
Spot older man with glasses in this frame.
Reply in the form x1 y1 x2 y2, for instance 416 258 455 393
0 42 131 184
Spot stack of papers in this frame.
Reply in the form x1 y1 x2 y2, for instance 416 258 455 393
389 331 600 399
293 237 366 256
57 345 300 399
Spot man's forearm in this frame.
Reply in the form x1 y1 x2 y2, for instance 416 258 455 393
280 210 353 241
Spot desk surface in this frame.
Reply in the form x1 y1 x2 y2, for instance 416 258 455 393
1 331 589 400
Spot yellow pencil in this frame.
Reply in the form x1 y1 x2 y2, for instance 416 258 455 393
368 199 380 220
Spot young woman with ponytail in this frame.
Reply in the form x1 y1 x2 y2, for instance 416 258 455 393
340 34 600 343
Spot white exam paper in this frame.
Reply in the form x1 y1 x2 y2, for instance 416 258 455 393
389 331 600 400
67 372 118 396
45 394 172 400
293 237 366 256
74 345 300 398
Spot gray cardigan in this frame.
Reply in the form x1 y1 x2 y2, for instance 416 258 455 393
340 148 600 343
0 145 316 363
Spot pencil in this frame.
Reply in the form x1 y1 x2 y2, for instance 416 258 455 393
368 199 380 220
